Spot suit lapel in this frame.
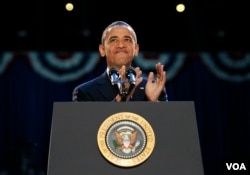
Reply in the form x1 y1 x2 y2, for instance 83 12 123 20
96 72 118 100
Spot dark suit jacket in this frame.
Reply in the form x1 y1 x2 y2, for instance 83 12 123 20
72 71 168 101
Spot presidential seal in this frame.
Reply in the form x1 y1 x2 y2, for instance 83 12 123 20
97 112 155 167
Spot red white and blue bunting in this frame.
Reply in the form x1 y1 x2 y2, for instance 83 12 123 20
0 51 249 83
28 51 100 82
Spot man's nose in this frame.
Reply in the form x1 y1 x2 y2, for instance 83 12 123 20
117 40 125 47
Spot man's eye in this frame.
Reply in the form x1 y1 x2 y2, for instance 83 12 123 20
110 38 116 42
125 38 132 42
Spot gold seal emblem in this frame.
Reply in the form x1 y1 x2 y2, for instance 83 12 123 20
97 112 155 167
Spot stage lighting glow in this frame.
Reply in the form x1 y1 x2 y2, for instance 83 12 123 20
65 3 74 11
176 3 185 13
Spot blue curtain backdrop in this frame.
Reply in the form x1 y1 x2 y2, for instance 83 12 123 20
0 51 249 175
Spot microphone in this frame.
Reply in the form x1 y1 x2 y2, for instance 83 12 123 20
126 66 136 85
109 68 119 85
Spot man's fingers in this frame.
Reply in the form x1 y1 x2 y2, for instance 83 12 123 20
148 72 154 82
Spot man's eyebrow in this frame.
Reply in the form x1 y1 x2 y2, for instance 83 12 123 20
108 35 132 40
108 36 118 40
124 35 133 39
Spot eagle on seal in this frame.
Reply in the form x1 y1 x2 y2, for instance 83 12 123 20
114 130 138 151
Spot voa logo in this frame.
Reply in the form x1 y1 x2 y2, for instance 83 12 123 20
226 163 247 171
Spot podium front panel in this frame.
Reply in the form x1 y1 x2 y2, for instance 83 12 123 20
47 102 204 175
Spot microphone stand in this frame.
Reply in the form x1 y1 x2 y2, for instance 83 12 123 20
119 80 135 102
109 67 136 102
120 81 128 102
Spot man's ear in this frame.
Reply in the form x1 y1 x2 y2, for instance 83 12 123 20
99 44 105 57
135 44 139 56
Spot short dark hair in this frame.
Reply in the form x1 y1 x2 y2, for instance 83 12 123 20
101 21 137 44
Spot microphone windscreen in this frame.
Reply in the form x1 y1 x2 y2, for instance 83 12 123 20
109 68 119 78
126 66 136 78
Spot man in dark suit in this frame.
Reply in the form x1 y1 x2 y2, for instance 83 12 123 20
72 21 168 102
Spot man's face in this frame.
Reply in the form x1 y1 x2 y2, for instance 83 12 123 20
99 26 139 69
